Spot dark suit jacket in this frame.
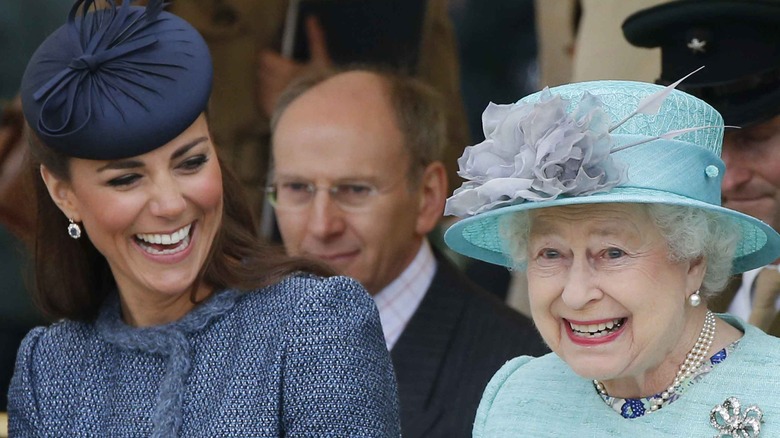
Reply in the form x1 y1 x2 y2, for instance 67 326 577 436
391 255 548 438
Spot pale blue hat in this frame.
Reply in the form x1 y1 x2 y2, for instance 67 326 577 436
444 80 780 274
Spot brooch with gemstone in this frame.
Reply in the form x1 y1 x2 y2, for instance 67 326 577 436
710 397 763 437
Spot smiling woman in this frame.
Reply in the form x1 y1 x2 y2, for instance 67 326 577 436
444 80 780 436
7 1 400 436
35 116 225 326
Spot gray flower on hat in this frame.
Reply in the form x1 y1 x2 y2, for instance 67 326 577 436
445 89 628 217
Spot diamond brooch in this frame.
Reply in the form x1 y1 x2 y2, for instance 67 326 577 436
710 397 763 437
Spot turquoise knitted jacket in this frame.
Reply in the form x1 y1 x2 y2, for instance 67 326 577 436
473 315 780 437
9 274 400 437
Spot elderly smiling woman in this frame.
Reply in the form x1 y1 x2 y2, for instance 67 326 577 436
445 80 780 436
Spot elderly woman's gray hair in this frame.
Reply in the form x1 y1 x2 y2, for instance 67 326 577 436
499 204 740 299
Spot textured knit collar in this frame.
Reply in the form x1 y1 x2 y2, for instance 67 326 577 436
94 288 240 438
96 288 239 351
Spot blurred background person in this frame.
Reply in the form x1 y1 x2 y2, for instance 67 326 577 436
270 68 547 438
624 0 780 335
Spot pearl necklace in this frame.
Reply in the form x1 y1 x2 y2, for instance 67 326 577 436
594 310 716 413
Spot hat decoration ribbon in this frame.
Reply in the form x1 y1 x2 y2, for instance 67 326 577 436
445 67 719 217
31 0 170 137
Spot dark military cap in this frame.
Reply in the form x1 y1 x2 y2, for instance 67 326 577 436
21 0 213 160
622 0 780 126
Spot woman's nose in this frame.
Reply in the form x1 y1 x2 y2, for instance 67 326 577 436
560 258 603 310
148 179 187 218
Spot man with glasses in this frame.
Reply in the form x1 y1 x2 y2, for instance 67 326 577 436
269 68 546 438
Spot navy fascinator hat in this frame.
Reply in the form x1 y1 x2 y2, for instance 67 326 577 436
20 0 213 160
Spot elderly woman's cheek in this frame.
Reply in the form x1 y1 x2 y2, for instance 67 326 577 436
526 270 564 349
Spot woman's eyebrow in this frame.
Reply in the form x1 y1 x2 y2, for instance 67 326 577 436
171 136 208 160
97 158 143 172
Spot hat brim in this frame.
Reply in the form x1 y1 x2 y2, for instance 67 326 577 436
444 187 780 275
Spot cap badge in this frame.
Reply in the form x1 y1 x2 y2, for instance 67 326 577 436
687 38 707 54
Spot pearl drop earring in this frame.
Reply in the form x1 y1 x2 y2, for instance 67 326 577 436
688 289 702 307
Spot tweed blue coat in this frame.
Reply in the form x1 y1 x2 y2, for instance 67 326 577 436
8 274 400 437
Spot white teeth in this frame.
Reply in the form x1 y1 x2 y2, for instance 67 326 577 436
569 318 624 337
140 235 191 255
136 224 191 246
135 224 192 255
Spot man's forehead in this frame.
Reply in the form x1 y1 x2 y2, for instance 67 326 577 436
272 141 410 183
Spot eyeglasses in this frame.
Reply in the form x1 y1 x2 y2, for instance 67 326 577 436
266 180 393 211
